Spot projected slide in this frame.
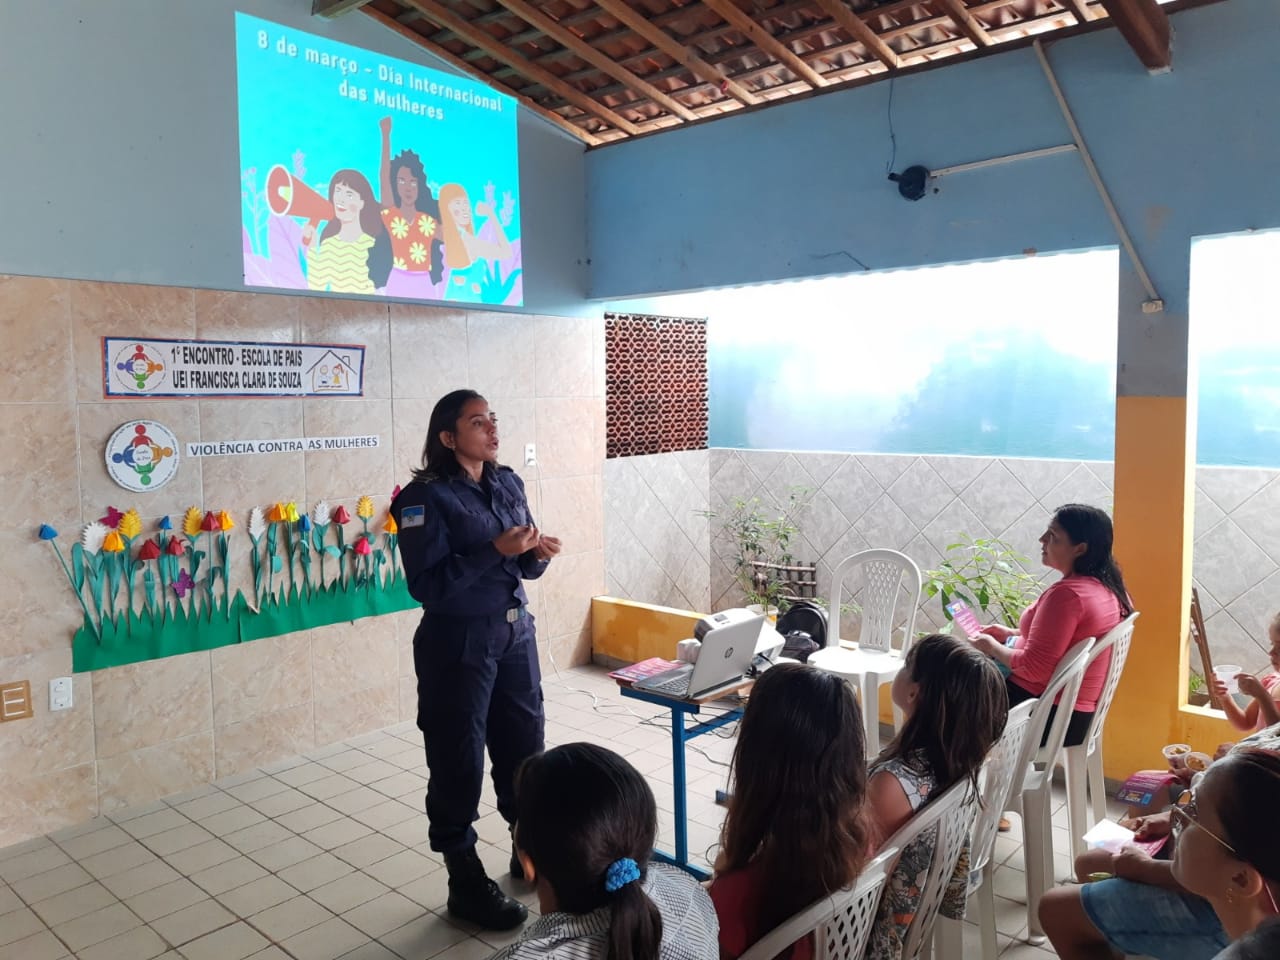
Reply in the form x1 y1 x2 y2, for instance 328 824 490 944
235 13 523 306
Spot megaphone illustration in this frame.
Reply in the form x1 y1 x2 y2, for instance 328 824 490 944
266 164 333 224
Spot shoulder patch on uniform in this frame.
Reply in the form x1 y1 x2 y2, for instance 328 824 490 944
400 505 426 528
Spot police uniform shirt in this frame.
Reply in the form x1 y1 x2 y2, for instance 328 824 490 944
391 463 549 615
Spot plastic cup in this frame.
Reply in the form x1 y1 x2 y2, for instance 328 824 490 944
1214 665 1244 695
1163 743 1192 769
1185 752 1212 773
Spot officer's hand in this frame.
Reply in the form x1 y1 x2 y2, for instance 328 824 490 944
494 525 538 556
533 535 562 562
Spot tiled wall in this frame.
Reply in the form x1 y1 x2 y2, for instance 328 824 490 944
0 274 605 846
603 448 1280 674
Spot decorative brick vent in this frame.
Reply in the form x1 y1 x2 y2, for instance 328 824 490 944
605 313 708 459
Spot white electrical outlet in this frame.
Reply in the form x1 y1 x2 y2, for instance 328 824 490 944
49 677 73 712
524 443 537 467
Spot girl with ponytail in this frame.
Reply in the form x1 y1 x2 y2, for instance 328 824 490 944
494 743 718 960
971 503 1133 748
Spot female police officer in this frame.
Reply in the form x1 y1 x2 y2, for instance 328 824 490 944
391 389 561 930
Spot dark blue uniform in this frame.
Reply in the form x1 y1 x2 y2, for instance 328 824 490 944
390 463 549 855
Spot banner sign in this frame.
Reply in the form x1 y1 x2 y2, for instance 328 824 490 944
186 435 380 457
103 337 365 398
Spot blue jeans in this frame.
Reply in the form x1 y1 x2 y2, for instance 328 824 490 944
1080 877 1228 960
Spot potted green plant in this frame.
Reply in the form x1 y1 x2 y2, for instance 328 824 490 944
704 487 812 615
923 534 1042 631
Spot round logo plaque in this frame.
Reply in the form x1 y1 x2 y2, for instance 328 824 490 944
105 420 180 492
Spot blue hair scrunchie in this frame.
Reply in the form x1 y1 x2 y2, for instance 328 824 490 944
604 857 640 893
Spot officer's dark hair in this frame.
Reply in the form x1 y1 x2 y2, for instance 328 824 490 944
514 743 663 960
413 389 484 482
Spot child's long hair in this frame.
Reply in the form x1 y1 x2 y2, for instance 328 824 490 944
880 634 1009 797
719 663 872 958
515 744 662 960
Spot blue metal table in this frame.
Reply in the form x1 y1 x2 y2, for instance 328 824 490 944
618 682 748 881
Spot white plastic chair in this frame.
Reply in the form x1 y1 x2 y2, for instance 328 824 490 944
808 549 922 754
933 700 1038 960
738 847 899 960
1058 612 1140 859
1005 637 1095 944
877 777 977 960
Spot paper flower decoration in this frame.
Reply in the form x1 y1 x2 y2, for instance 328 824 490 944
39 524 58 540
384 515 398 535
300 515 312 533
267 503 287 524
311 501 330 526
332 505 352 524
81 522 108 555
164 536 186 556
284 502 300 523
183 507 203 537
102 531 125 553
248 507 267 539
172 569 195 598
118 509 142 540
353 536 373 556
217 511 235 532
356 496 374 520
201 511 222 532
100 506 124 528
158 516 172 531
137 539 161 561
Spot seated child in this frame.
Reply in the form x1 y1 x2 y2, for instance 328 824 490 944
709 664 872 960
1211 613 1280 733
494 742 718 960
864 634 1010 960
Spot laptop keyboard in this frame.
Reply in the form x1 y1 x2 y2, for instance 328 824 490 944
645 672 692 697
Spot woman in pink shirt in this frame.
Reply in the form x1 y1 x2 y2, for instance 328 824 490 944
971 503 1133 748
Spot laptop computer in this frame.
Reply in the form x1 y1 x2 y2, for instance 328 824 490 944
633 613 765 700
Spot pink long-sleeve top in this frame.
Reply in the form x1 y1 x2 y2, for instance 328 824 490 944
1010 575 1126 712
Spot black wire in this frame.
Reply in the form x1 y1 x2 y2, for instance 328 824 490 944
885 76 897 175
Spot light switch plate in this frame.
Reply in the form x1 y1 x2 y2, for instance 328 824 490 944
524 443 537 467
50 677 73 712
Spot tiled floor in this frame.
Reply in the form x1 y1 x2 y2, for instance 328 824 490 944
0 664 1085 959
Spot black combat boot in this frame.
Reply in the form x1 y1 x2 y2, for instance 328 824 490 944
443 846 528 930
509 824 524 881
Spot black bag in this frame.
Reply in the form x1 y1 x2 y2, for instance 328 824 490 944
775 600 828 662
780 630 820 663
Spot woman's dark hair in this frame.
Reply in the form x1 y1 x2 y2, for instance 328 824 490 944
319 168 392 288
719 663 872 958
1053 504 1134 617
412 389 484 482
389 150 445 284
515 744 662 960
1218 916 1280 960
881 634 1009 797
1210 748 1280 892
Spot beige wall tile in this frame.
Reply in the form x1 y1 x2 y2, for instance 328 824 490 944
76 400 203 523
489 397 536 479
193 290 301 342
548 628 592 670
388 305 469 400
97 732 215 813
0 763 97 848
302 399 394 502
467 313 534 399
0 648 93 779
534 315 594 400
0 528 85 659
314 682 398 747
0 276 73 403
93 651 213 758
300 298 392 400
214 703 315 779
390 397 433 481
535 397 599 479
70 282 196 403
539 549 605 640
198 399 306 510
399 676 417 725
0 402 81 532
539 475 602 554
210 635 312 727
312 617 397 701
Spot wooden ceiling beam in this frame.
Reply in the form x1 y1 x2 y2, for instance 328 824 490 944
700 0 829 88
810 0 900 69
313 0 375 16
1097 0 1171 70
935 0 994 46
1062 0 1096 22
592 0 762 106
488 0 699 120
